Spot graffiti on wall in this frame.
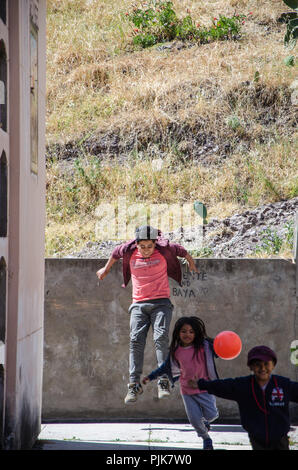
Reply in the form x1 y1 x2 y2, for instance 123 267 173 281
172 270 208 299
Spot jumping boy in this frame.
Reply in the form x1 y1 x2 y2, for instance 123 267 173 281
96 225 198 404
189 345 298 450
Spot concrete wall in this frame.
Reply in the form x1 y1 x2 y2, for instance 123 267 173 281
43 258 298 423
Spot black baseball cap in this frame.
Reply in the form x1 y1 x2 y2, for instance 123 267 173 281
135 225 158 241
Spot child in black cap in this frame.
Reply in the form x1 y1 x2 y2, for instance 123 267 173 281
188 345 298 450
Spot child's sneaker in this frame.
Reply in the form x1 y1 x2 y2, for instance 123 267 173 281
157 377 170 399
203 437 214 450
124 383 143 404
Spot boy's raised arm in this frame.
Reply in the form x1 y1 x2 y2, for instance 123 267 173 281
96 255 118 280
170 242 199 273
194 378 239 401
184 252 199 273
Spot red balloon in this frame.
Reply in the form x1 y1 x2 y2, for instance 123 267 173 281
214 331 242 360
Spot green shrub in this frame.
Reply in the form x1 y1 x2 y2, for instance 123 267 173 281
126 1 247 49
279 0 298 48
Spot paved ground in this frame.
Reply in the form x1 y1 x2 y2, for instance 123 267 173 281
33 422 298 451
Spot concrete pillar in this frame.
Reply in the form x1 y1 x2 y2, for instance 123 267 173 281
1 0 46 449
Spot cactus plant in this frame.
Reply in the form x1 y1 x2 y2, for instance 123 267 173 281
279 0 298 47
193 201 208 225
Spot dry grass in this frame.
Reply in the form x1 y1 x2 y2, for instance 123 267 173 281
46 0 293 141
46 0 297 256
46 136 297 256
47 138 297 212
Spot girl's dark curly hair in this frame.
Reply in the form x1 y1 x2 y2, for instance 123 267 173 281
169 316 212 363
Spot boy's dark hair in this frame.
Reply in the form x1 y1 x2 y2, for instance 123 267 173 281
169 316 212 363
135 225 158 241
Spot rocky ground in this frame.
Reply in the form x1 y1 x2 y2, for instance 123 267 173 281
203 197 297 258
68 197 298 259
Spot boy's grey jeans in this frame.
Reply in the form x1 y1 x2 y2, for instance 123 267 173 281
128 298 173 383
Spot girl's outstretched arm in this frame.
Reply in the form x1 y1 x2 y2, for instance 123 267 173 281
143 356 173 383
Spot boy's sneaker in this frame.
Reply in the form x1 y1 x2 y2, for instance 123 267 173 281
157 378 170 399
203 437 214 450
124 383 143 404
204 420 211 432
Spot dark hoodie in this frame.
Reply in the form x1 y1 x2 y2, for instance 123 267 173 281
198 374 298 446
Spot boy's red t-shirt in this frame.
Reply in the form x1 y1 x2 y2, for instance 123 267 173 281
129 248 170 302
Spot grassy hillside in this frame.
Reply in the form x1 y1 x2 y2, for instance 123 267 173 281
46 0 297 257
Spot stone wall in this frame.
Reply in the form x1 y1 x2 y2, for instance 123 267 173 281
42 258 298 422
